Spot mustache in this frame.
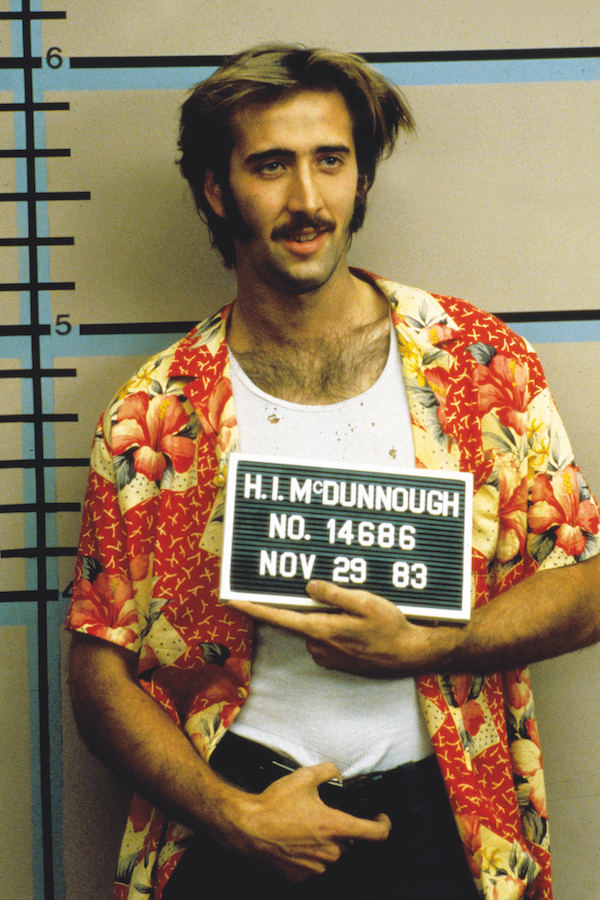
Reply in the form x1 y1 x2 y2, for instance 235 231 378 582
271 214 336 240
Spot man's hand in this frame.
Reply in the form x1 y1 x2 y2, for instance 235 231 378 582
224 761 391 882
226 579 450 676
69 633 390 882
228 552 600 676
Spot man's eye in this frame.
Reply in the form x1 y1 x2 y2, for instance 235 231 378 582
258 160 283 174
321 156 342 168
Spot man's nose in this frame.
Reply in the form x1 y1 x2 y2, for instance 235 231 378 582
287 165 323 215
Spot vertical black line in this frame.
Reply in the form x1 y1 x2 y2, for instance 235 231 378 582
21 2 55 897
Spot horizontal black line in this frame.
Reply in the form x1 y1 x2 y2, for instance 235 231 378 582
0 502 80 514
0 102 70 111
62 311 600 332
80 311 600 336
0 237 74 247
0 457 88 469
1 546 78 559
0 191 90 202
0 590 59 603
68 46 600 70
0 368 77 378
0 282 75 291
497 308 600 323
0 325 52 336
0 11 67 19
0 414 78 423
0 58 42 69
71 54 225 69
0 149 70 158
80 320 195 335
361 46 600 62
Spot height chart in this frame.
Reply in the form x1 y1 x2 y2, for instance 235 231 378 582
2 2 600 897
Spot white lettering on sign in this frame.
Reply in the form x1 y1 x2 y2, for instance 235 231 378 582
224 457 471 619
244 472 263 500
289 477 312 503
259 550 316 580
392 560 428 589
268 513 309 541
285 477 460 517
331 556 368 584
326 518 417 550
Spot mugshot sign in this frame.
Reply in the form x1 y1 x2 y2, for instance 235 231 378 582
220 453 473 621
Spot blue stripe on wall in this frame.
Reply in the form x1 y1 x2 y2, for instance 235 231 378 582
34 55 600 93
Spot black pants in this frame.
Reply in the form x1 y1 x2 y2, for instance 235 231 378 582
163 733 480 900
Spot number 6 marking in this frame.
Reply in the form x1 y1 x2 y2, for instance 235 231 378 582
46 47 63 69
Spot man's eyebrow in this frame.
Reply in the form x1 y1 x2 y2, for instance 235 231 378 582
244 144 352 165
244 148 294 165
317 144 353 156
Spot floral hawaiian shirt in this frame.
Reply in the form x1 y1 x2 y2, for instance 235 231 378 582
66 272 600 899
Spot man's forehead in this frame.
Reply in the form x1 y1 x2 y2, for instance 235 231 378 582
228 87 355 155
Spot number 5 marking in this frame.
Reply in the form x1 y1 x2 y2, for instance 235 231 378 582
55 313 72 335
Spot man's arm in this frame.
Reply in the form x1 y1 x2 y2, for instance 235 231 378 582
225 552 600 677
68 633 390 881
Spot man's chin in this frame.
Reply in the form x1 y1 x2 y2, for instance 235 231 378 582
270 270 335 297
266 252 347 296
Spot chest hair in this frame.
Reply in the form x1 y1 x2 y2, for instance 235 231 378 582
233 319 391 404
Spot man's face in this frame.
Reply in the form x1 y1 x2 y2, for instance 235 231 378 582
206 88 361 296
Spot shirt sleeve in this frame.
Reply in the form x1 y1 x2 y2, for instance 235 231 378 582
525 376 600 571
64 410 155 653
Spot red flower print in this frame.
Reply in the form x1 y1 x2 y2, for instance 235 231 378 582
453 672 473 706
504 670 532 710
112 392 195 481
529 465 599 556
473 354 530 434
450 674 485 736
511 739 548 819
128 794 154 834
187 659 249 731
129 553 150 582
197 377 237 451
455 812 481 875
491 876 527 900
69 565 139 647
424 366 452 432
462 699 486 736
424 321 456 344
497 464 528 562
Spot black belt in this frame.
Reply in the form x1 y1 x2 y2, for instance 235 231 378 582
209 731 440 819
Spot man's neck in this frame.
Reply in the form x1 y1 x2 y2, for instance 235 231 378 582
228 265 386 351
227 267 392 404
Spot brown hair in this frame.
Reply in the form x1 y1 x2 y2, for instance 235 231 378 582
178 44 414 267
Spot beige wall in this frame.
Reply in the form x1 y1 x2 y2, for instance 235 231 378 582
3 2 600 897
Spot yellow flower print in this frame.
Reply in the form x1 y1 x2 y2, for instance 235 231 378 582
526 418 550 479
395 332 427 387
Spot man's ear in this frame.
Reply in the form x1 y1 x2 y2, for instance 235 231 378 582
204 170 227 219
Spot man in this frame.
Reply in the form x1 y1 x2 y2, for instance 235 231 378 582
67 45 600 899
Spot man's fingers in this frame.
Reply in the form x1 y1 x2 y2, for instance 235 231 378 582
306 580 375 614
298 764 392 843
342 811 392 842
296 761 342 787
225 599 311 630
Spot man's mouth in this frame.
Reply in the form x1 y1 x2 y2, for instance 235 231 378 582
293 230 321 242
273 220 334 245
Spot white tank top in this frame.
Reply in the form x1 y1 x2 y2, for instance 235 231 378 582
227 331 433 776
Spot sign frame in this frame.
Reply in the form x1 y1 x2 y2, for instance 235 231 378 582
220 452 473 621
